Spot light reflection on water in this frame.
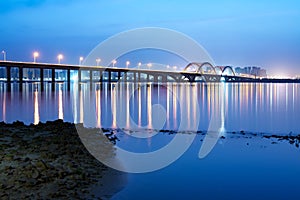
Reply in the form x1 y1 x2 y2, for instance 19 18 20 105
1 82 300 199
0 82 300 133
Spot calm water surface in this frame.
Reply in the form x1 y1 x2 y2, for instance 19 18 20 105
1 82 300 199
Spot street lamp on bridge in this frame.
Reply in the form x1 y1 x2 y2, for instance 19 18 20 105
126 61 130 68
79 57 84 65
96 58 101 66
138 62 142 69
57 54 63 64
1 50 6 61
33 51 39 63
112 60 117 68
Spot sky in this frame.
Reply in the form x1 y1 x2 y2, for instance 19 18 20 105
0 0 300 76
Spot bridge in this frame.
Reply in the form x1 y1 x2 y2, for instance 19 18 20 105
0 60 255 91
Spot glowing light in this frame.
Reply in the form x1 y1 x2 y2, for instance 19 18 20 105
147 63 152 68
112 59 117 67
79 56 84 65
34 90 39 125
1 50 6 61
126 61 130 68
57 54 63 64
33 51 39 63
138 62 142 69
58 88 63 120
96 58 101 66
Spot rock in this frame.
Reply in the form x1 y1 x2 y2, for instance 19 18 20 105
34 160 48 170
12 121 25 126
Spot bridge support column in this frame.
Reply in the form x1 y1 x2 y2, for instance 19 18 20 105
90 70 93 90
51 68 55 91
67 69 71 91
147 74 150 82
118 71 121 81
108 71 111 83
137 72 140 82
162 75 167 83
99 70 103 82
6 66 11 83
19 67 23 91
78 70 81 82
124 72 127 82
40 68 44 92
154 75 158 83
6 66 11 91
133 72 136 82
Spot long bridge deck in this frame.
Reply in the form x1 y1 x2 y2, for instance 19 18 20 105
0 61 298 91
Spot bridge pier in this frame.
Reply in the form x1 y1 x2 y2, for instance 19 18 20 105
108 71 112 83
99 70 103 82
40 68 44 91
137 72 141 82
78 69 81 82
162 75 167 83
51 68 55 91
67 69 71 91
154 75 158 83
90 70 93 90
118 71 121 81
19 67 23 91
6 66 11 91
133 72 136 82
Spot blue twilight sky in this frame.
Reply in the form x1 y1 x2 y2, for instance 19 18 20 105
0 0 300 76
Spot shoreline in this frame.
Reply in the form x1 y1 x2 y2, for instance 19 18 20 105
0 120 126 199
1 119 300 199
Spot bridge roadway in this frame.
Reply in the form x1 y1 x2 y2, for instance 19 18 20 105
0 60 253 91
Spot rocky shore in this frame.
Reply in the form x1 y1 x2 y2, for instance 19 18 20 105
0 120 124 200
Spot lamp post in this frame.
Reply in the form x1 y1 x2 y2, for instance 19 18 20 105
1 50 6 61
96 58 101 66
112 60 117 68
147 63 152 69
79 57 84 65
126 61 130 68
57 54 63 64
33 51 39 63
138 62 142 69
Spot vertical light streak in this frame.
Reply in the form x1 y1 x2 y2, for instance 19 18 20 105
73 83 78 123
112 85 117 128
138 85 142 127
96 89 101 128
166 83 170 129
58 87 63 120
34 90 39 125
2 87 6 122
173 84 178 129
79 89 84 123
126 83 130 129
147 85 152 129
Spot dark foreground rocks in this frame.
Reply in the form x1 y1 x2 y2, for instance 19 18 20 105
0 120 119 199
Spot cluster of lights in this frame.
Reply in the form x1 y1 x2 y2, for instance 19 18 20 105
0 50 180 71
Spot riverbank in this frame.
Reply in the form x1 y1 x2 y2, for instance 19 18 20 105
0 120 125 199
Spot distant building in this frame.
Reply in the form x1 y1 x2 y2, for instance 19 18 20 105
235 66 267 78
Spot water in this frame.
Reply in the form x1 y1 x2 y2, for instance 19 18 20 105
1 82 300 199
